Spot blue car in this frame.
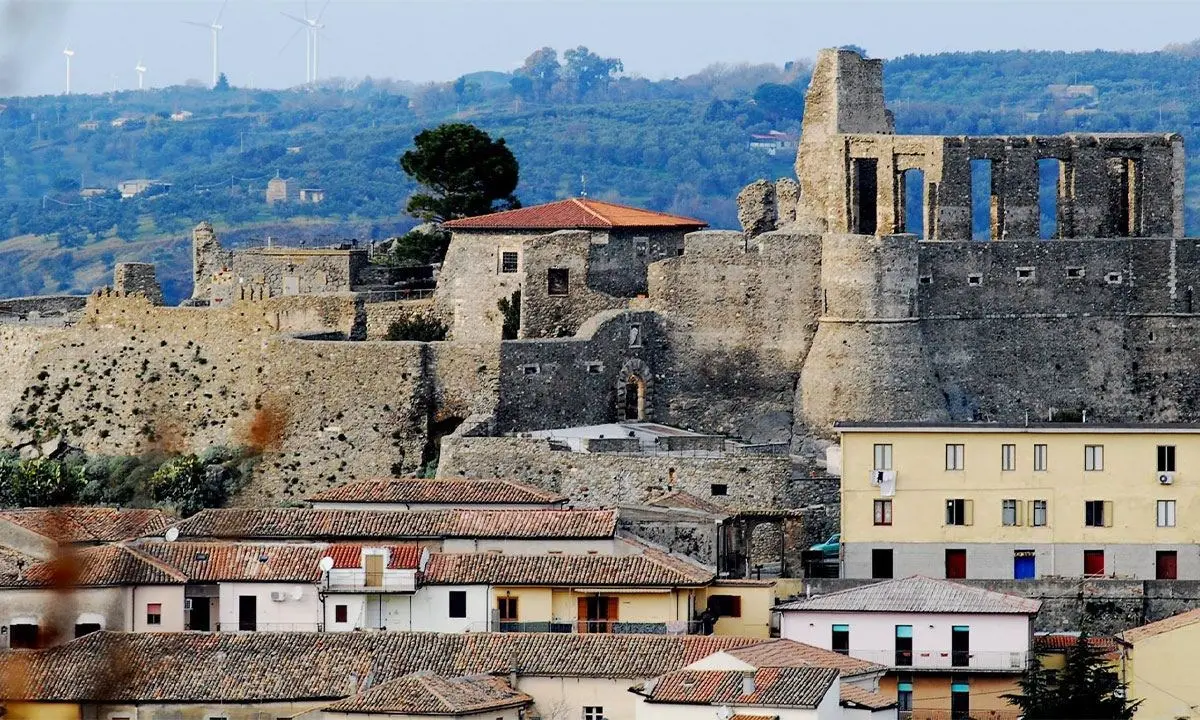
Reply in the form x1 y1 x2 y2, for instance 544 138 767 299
810 533 840 558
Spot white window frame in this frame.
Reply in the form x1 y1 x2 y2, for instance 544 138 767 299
874 443 893 471
945 444 965 471
1031 500 1048 527
1002 499 1019 527
1084 445 1104 471
1157 499 1177 528
583 707 605 720
1001 444 1016 472
1034 444 1048 472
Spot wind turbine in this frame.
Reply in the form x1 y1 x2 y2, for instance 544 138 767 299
62 45 75 95
281 0 330 84
184 0 228 88
135 59 147 90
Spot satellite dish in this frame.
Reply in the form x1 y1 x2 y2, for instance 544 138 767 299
164 527 180 542
318 556 335 572
291 586 304 600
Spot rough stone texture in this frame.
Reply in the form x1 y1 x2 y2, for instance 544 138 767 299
775 178 800 226
617 505 719 568
112 263 163 306
519 231 629 339
0 296 87 318
437 435 792 509
736 179 777 237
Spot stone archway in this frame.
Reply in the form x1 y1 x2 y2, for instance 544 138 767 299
615 358 653 422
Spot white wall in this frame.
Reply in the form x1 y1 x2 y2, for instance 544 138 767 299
778 609 1032 669
517 676 643 720
324 594 416 631
409 585 490 633
130 585 186 632
218 582 322 631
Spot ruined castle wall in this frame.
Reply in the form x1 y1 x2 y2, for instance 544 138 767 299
585 229 687 297
437 435 792 508
520 230 629 339
494 311 665 432
435 229 541 342
647 230 821 441
0 296 87 317
362 299 439 340
210 249 364 305
112 263 163 306
429 341 502 425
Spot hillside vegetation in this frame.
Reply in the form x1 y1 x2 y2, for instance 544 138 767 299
4 45 1200 302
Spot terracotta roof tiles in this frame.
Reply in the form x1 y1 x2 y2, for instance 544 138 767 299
325 544 422 570
775 576 1042 615
840 684 898 710
636 667 838 708
307 478 566 506
725 639 884 677
423 550 713 587
137 542 326 582
321 672 530 714
441 198 707 231
0 507 174 544
1 545 185 587
1121 608 1200 644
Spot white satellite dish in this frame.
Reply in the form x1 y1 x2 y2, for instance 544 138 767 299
318 556 335 572
164 527 180 542
291 586 304 600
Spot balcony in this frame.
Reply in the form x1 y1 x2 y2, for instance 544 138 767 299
322 576 417 594
844 648 1029 672
213 622 325 632
463 619 709 635
903 709 1021 720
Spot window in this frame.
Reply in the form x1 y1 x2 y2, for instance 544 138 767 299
586 362 604 374
871 549 893 579
1084 445 1104 471
1034 444 1048 471
1085 500 1112 527
951 626 970 667
1157 550 1178 580
628 323 642 348
521 364 539 376
73 623 101 638
967 274 983 286
945 499 973 526
1106 272 1123 284
633 236 649 256
146 602 162 625
547 268 569 296
951 675 970 720
1031 500 1048 527
895 625 913 666
1001 444 1016 471
873 443 893 470
500 251 519 274
945 549 967 579
1002 499 1021 526
1157 500 1177 528
498 597 519 621
832 624 850 654
873 499 893 526
710 483 728 497
918 275 933 285
1016 267 1035 280
1084 549 1105 576
8 624 38 649
583 708 604 720
1066 266 1085 279
945 444 964 470
707 595 742 618
897 674 913 714
1158 445 1177 472
449 591 467 619
334 605 348 623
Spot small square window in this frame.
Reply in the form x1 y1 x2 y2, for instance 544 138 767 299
583 708 605 720
500 251 519 274
586 362 604 374
874 499 893 526
1016 267 1035 280
1066 267 1085 279
633 237 649 256
1106 272 1123 285
547 268 569 296
335 605 348 623
967 274 983 286
710 483 728 496
521 364 539 376
918 275 933 285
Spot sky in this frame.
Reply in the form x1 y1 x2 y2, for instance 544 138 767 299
2 0 1200 96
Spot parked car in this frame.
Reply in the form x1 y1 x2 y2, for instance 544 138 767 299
810 533 840 558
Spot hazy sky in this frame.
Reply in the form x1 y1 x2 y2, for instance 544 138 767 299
2 0 1199 97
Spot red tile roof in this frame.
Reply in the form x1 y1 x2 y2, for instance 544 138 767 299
635 667 838 709
321 672 531 714
0 507 174 544
440 198 707 231
1033 633 1120 653
725 639 884 678
840 684 898 710
171 508 616 541
326 544 423 570
423 550 713 587
1120 609 1200 644
0 631 770 701
1 545 185 587
307 478 566 506
137 543 326 582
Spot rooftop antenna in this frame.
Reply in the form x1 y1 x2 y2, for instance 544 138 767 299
580 172 587 197
62 45 75 95
281 0 331 84
135 58 147 90
183 0 229 88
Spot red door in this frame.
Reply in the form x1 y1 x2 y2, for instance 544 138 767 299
945 549 967 579
1084 550 1105 576
1157 551 1178 580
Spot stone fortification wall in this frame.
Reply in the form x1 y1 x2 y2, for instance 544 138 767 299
437 434 792 509
112 263 163 305
586 229 687 297
362 299 439 340
519 230 629 339
647 230 821 442
435 229 540 342
0 296 87 318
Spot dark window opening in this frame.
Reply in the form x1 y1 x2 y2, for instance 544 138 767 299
579 596 617 634
1107 157 1140 237
1158 445 1177 472
708 594 742 618
1039 158 1064 239
547 268 569 296
449 590 468 618
146 602 162 626
871 549 893 579
624 378 644 421
898 168 926 238
710 483 728 497
74 623 101 638
895 624 913 666
832 624 850 655
1157 550 1178 581
951 675 970 720
335 605 348 623
238 595 256 632
9 624 39 649
951 625 970 667
971 158 997 241
945 548 967 579
500 251 519 273
498 597 519 621
1085 500 1108 527
851 158 878 235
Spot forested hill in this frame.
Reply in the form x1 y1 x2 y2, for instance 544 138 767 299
4 44 1200 302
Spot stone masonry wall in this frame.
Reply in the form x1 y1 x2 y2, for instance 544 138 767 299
437 434 792 508
519 230 629 339
112 263 163 306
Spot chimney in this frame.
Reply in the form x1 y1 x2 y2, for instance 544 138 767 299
741 671 756 696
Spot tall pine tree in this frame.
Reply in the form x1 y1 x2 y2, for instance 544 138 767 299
1003 629 1140 720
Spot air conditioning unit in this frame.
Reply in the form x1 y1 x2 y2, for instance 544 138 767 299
1158 472 1175 485
184 598 193 611
269 591 287 602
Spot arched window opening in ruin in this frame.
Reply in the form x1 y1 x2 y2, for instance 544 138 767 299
749 521 783 580
850 158 878 235
1107 157 1141 237
1038 158 1065 239
970 159 998 241
899 169 926 238
623 376 645 421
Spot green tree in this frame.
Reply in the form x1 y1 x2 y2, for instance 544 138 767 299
146 454 228 517
753 83 805 120
385 315 448 342
399 123 520 222
1003 631 1140 719
562 46 623 99
214 72 231 92
520 46 560 100
498 290 521 340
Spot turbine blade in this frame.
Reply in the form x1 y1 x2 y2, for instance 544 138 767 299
212 0 229 26
278 24 305 56
182 20 210 28
280 11 309 25
314 0 331 23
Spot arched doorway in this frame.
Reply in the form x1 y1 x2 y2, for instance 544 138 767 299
614 358 653 423
623 376 645 420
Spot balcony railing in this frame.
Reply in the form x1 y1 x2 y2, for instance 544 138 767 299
904 709 1021 720
463 619 709 635
323 578 417 594
843 648 1029 672
214 622 325 632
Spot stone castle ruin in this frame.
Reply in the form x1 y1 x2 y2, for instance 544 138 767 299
3 48 1200 501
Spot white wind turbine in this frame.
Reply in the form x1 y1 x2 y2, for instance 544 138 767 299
62 45 75 95
135 59 147 90
183 0 229 88
281 0 331 85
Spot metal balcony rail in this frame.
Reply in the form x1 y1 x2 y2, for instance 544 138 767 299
323 577 418 593
462 619 709 635
903 709 1022 720
841 648 1029 671
216 622 326 632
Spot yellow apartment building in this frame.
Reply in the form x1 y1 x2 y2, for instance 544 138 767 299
1117 608 1200 720
837 423 1200 580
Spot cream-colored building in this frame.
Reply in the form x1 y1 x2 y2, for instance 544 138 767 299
1117 608 1200 720
838 423 1200 580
